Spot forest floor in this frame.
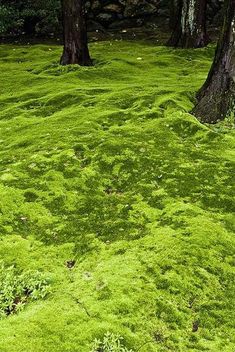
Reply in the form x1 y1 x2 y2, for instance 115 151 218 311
0 40 234 352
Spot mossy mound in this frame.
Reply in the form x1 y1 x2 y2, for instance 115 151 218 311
0 41 234 351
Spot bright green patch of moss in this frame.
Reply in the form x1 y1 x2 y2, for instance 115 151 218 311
0 41 234 351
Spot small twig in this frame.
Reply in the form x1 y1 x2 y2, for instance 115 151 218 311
69 293 94 318
136 340 154 352
74 298 92 317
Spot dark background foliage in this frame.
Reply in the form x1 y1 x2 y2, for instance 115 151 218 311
0 0 223 37
0 0 61 36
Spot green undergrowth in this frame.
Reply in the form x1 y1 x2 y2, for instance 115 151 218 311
0 262 50 318
0 40 234 351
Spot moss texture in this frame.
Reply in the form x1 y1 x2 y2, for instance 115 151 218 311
0 41 234 351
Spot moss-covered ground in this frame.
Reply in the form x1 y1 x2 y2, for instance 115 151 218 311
0 40 234 351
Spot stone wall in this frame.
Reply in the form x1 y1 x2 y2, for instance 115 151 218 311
86 0 162 29
86 0 223 31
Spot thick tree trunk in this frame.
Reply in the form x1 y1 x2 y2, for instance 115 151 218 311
193 0 235 123
169 0 182 30
168 0 209 48
60 0 92 66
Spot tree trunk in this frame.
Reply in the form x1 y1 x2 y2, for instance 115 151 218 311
169 0 183 31
193 0 235 123
60 0 92 66
168 0 209 48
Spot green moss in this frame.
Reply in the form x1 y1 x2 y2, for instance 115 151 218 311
0 41 234 351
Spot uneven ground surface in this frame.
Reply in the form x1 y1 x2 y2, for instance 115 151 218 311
0 41 234 351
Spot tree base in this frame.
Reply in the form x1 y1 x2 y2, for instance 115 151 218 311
192 73 235 123
167 31 210 48
60 48 93 66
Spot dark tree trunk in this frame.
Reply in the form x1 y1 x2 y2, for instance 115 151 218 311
169 0 183 30
168 0 209 48
60 0 92 66
193 0 235 123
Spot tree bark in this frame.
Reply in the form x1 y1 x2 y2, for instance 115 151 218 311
193 0 235 123
169 0 183 31
168 0 209 48
60 0 92 66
